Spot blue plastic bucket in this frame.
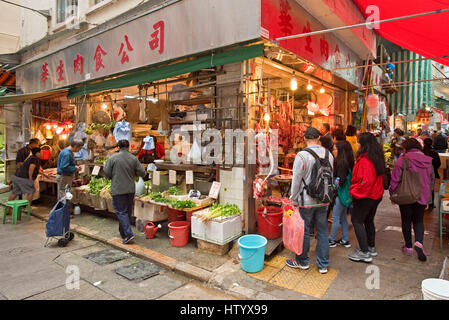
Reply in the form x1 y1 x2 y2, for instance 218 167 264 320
238 234 267 273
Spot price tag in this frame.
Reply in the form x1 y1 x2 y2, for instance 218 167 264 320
186 171 194 185
92 165 101 176
169 170 177 184
153 171 160 186
208 181 221 199
78 164 87 175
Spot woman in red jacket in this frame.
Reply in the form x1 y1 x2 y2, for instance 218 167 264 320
348 132 386 263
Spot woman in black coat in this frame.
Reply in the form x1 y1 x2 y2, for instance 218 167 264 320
423 138 441 210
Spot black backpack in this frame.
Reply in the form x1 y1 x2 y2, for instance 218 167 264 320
301 148 335 204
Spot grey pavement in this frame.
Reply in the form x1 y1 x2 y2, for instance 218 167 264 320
0 214 237 300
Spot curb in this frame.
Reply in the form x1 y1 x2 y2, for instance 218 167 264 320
32 211 214 284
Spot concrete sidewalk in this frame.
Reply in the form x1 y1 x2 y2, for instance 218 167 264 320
4 191 449 300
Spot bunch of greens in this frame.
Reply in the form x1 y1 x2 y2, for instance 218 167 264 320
170 200 196 209
96 157 108 165
89 121 116 132
142 192 171 204
197 203 241 222
167 186 182 195
88 177 111 196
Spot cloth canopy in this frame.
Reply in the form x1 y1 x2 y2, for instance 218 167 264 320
353 0 449 66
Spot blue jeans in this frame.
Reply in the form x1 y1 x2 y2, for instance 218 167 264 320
329 197 349 242
295 205 330 269
112 193 135 239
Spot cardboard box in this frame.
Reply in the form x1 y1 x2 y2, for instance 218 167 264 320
134 198 168 222
197 239 230 256
191 211 242 245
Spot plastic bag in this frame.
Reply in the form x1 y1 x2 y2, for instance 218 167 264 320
35 130 46 145
282 205 304 256
91 131 106 147
135 177 146 196
188 138 202 163
113 120 131 142
105 133 117 148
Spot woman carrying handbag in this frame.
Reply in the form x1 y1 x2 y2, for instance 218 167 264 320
389 138 434 262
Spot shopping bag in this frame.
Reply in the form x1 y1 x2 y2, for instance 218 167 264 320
282 204 304 256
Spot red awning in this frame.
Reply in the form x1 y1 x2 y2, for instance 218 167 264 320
352 0 449 66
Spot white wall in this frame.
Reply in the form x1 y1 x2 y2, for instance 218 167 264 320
0 0 21 53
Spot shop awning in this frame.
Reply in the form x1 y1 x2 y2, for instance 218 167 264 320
0 89 68 104
68 44 264 98
389 51 435 115
353 0 449 66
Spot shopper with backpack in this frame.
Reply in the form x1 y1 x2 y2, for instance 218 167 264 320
286 127 334 274
390 138 433 262
348 132 385 263
329 140 354 248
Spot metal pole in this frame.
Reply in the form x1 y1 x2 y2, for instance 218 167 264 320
276 8 449 42
361 77 448 90
332 55 449 72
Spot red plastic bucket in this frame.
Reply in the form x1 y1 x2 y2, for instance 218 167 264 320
168 221 191 247
257 206 283 239
167 207 186 222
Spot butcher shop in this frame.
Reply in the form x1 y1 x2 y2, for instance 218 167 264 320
2 0 375 253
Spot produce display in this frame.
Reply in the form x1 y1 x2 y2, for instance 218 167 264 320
167 186 181 195
96 157 108 165
84 121 116 134
88 177 111 196
170 200 196 209
196 203 241 222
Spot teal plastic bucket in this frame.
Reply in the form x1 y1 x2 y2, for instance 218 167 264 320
238 234 267 273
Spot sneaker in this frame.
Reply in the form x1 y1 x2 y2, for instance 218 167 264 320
337 239 351 248
122 235 135 244
329 240 338 248
286 259 310 270
414 241 427 262
402 245 413 256
348 249 373 262
318 267 328 274
368 246 377 257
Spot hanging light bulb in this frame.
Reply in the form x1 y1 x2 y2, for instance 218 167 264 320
307 80 313 91
290 71 298 91
61 134 68 140
46 124 51 130
320 84 325 94
101 103 108 110
264 112 271 122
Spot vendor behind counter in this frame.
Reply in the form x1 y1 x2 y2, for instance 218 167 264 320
137 136 165 164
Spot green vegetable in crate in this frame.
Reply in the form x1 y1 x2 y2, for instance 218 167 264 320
88 177 111 196
197 203 241 222
170 200 196 209
167 186 181 195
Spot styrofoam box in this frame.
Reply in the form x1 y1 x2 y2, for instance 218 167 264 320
133 198 168 222
191 212 243 245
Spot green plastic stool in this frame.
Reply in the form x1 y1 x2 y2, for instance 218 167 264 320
2 200 31 225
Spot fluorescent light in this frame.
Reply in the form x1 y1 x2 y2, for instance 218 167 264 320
124 95 136 99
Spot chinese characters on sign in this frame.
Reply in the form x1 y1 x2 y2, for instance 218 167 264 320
41 62 49 83
303 21 313 54
118 35 134 64
94 45 107 71
73 54 84 74
149 20 165 54
56 60 64 81
320 36 329 61
278 0 292 35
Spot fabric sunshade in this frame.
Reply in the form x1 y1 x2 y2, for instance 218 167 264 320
0 89 68 105
68 44 264 98
353 0 449 66
389 51 435 115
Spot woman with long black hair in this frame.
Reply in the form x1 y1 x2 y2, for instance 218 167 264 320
348 133 386 263
329 140 355 248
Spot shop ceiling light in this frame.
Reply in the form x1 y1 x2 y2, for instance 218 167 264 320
290 72 298 91
46 124 51 130
124 95 136 99
320 85 325 94
101 103 108 110
307 80 313 91
264 112 271 122
61 134 68 140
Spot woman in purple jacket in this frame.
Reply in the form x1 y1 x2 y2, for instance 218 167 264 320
389 138 434 262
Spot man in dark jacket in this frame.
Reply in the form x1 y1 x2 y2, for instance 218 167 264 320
104 139 146 244
433 132 448 153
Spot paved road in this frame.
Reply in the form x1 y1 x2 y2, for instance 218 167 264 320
0 215 237 300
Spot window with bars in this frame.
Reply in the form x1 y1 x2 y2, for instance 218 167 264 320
56 0 78 23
